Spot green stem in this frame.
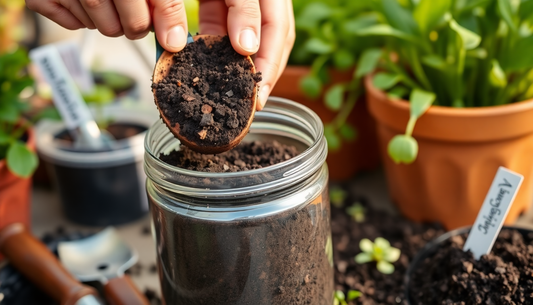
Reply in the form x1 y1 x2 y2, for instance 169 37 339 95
331 81 361 129
311 55 329 75
405 116 417 136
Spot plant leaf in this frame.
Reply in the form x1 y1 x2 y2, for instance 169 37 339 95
295 2 332 30
324 125 342 151
422 54 446 69
334 290 346 301
387 86 409 99
385 247 401 263
325 84 344 111
355 25 417 42
0 100 19 123
497 0 517 32
374 237 391 249
34 107 62 121
343 13 379 34
410 89 435 119
489 59 507 87
329 186 347 207
387 135 419 164
500 35 533 71
355 48 382 78
6 141 38 178
299 75 322 98
449 19 481 50
304 37 335 54
372 73 401 90
0 130 10 144
355 252 374 264
347 290 362 301
377 261 395 274
333 49 355 70
339 123 358 141
414 0 451 34
381 0 420 35
359 238 374 253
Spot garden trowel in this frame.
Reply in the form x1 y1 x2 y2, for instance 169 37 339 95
57 227 149 305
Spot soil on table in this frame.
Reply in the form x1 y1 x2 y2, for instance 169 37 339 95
409 229 533 304
152 35 261 149
331 191 444 305
152 192 333 305
159 140 298 172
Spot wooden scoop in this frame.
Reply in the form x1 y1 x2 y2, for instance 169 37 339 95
152 34 258 154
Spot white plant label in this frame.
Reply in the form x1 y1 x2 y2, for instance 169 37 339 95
55 41 95 93
30 45 92 130
463 167 523 259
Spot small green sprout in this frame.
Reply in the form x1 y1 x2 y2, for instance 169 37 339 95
355 237 401 274
346 202 365 223
334 290 362 305
330 187 347 208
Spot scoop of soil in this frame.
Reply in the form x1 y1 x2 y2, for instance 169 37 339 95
152 36 261 149
159 140 298 172
409 229 533 304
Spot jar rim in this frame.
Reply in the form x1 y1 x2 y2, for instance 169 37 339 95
143 96 327 197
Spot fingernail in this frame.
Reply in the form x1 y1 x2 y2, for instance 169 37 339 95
239 29 259 52
167 26 186 49
259 85 270 109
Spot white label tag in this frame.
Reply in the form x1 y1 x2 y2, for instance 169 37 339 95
55 41 95 93
30 45 93 130
463 167 523 259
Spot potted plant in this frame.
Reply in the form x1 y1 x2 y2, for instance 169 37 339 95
0 48 38 230
270 0 383 180
357 0 533 229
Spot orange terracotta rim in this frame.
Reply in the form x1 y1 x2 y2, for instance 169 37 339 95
365 75 533 142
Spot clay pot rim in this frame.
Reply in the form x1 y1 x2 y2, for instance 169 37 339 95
365 75 533 118
404 225 533 304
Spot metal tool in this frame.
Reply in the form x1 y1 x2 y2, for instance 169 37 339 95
58 227 149 305
0 223 103 305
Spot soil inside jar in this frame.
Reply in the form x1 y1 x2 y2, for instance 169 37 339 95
151 35 261 149
409 229 533 304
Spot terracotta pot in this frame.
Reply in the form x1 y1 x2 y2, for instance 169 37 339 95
0 128 35 231
366 75 533 230
271 66 380 181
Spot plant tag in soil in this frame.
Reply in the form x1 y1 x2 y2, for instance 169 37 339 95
30 45 93 130
463 167 523 259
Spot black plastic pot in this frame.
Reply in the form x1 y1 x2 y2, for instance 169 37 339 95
405 225 531 304
36 106 156 226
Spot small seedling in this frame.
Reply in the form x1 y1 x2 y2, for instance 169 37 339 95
330 186 347 208
334 290 362 305
346 202 365 223
355 237 401 274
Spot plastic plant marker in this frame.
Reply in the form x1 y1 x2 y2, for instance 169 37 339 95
463 167 524 259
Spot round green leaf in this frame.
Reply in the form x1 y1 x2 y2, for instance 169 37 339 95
347 290 362 301
372 73 401 90
377 261 395 274
359 238 374 253
304 37 335 54
387 135 419 164
385 247 401 263
355 252 373 264
325 84 344 111
299 75 322 98
335 290 345 301
7 141 38 178
333 49 355 70
374 237 391 249
339 123 358 142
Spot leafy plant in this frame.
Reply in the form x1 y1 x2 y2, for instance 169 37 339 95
346 202 365 222
354 0 533 163
355 237 401 274
0 48 37 177
334 290 362 305
329 186 348 207
291 0 383 151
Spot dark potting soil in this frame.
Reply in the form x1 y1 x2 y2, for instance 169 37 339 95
159 140 298 172
331 192 445 305
151 35 261 148
55 122 146 142
152 192 333 304
409 229 533 305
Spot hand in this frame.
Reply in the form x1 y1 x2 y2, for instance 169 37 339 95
25 0 295 110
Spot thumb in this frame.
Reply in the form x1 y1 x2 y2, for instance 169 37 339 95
151 0 188 52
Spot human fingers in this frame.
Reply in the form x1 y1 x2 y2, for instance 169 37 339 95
225 0 261 55
79 0 123 37
58 0 96 29
113 0 151 40
26 0 85 30
199 0 227 35
151 0 188 52
254 0 294 110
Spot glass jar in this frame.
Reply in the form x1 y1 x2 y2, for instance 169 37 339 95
144 97 333 305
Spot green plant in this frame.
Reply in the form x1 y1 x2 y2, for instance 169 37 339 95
355 237 401 274
334 290 362 305
291 0 382 151
355 0 533 163
0 48 37 177
346 202 365 222
329 186 348 207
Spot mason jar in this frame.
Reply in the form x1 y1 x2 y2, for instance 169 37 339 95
144 97 333 305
